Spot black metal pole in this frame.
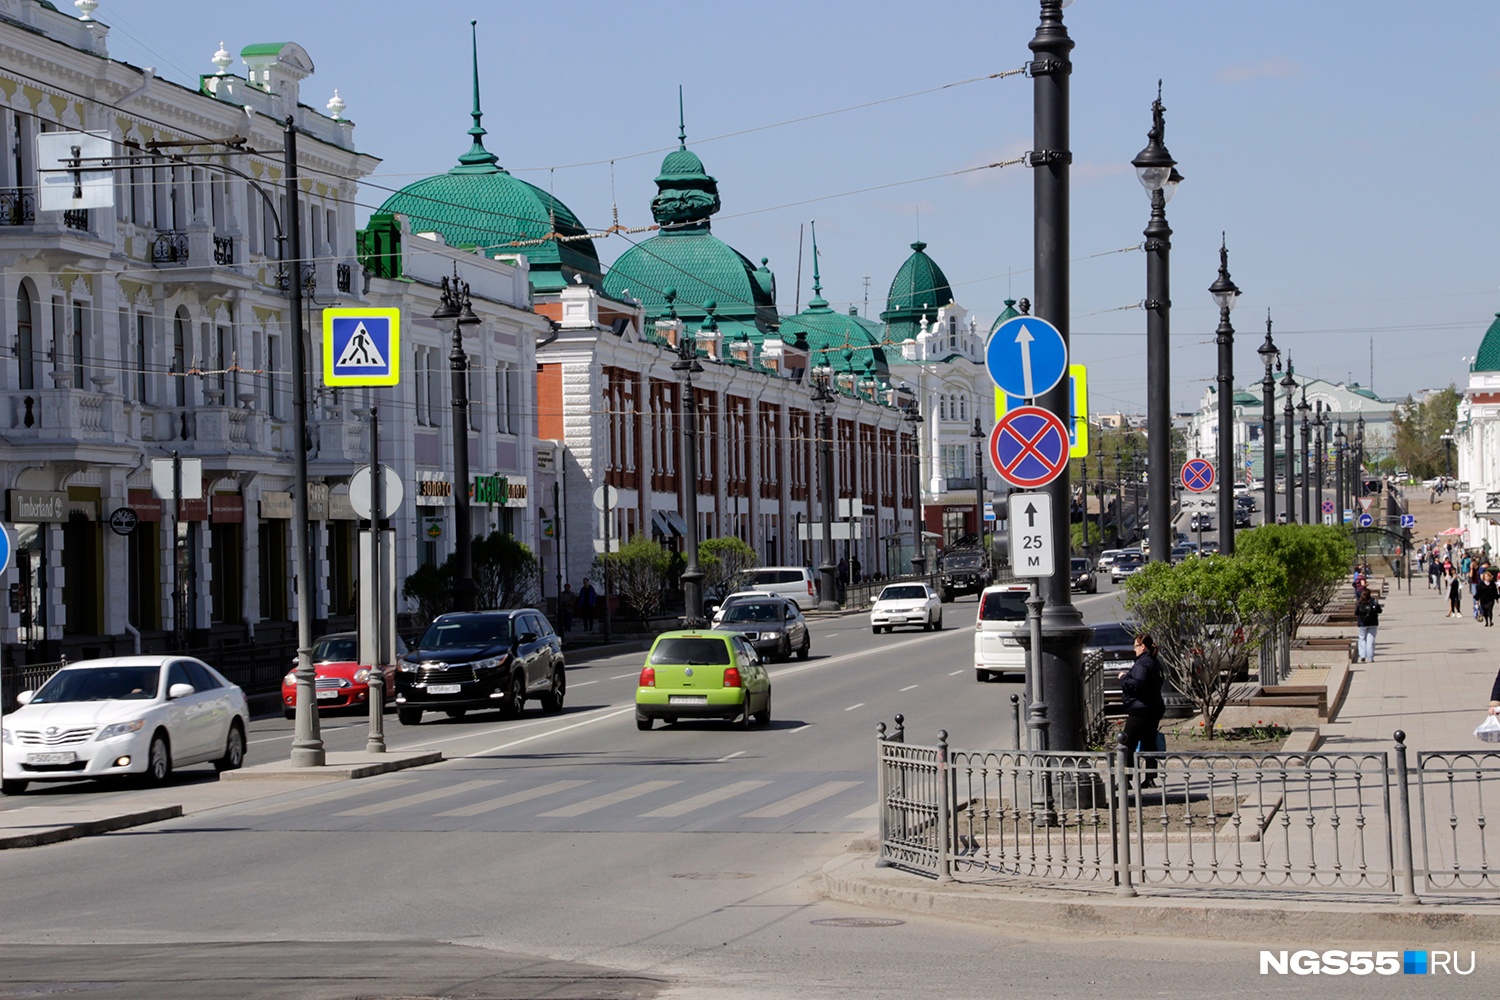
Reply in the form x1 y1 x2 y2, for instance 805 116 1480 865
1282 364 1296 523
817 381 839 609
1335 423 1346 524
1080 450 1089 554
907 403 926 577
1258 313 1278 525
1210 238 1240 555
674 310 705 625
1028 0 1087 752
1300 396 1311 523
1314 404 1326 523
448 279 476 613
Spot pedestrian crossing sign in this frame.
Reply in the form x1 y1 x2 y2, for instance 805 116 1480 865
323 308 401 387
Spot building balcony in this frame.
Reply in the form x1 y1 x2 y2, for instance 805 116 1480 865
0 383 126 447
151 226 251 292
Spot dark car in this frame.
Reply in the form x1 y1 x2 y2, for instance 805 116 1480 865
940 546 991 602
1110 555 1145 583
1087 621 1191 717
1234 506 1252 528
1070 557 1098 594
394 609 565 725
714 598 810 661
1188 513 1213 531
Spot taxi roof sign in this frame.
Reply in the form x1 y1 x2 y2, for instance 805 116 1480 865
324 308 401 387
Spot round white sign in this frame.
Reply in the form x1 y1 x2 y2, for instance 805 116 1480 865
349 465 404 519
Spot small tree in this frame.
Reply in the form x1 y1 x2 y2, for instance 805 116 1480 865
402 562 450 626
1233 523 1354 635
600 533 673 622
471 530 540 609
699 535 760 595
1123 554 1291 730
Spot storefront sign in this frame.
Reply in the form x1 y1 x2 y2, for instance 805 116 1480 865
210 494 244 524
179 497 208 522
108 507 139 536
472 473 528 507
8 490 67 523
416 477 453 506
424 516 443 539
308 482 328 521
127 489 162 522
259 491 293 519
328 490 356 521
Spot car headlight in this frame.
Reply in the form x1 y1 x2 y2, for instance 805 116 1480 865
473 655 507 672
283 671 297 687
354 668 371 683
97 719 146 741
761 630 782 639
397 659 419 673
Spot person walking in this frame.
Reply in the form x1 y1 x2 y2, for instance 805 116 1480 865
1479 570 1499 627
577 577 599 632
558 583 577 633
1449 572 1464 618
1355 588 1383 662
1118 633 1166 789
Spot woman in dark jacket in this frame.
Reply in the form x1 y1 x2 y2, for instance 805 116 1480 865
1119 633 1166 788
1478 570 1498 627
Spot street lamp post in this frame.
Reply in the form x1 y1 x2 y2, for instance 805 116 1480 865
971 416 986 550
1355 414 1366 506
1257 312 1280 525
1298 386 1311 523
670 290 706 625
813 362 840 610
432 265 481 612
1132 82 1180 565
1210 239 1242 553
1442 429 1455 480
907 401 926 577
1335 421 1347 523
1281 359 1297 523
1314 402 1326 520
1080 450 1090 555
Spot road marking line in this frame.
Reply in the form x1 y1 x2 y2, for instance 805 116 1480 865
641 780 771 818
948 670 963 676
436 779 590 818
717 750 745 762
470 706 636 757
743 780 863 819
570 680 598 687
610 672 636 680
539 779 681 818
845 703 865 711
232 778 419 816
900 685 918 692
334 779 494 817
788 724 812 734
845 802 879 820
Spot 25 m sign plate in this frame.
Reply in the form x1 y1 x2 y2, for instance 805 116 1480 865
1008 492 1054 578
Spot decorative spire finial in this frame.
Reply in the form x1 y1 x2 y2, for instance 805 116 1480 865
678 85 686 150
456 21 500 171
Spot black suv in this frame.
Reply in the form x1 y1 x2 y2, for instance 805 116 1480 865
395 609 564 725
940 546 991 602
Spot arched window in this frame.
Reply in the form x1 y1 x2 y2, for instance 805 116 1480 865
16 282 35 390
173 308 189 406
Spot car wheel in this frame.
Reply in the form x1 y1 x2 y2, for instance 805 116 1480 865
502 673 526 720
636 713 653 731
933 612 943 630
943 590 954 603
754 690 772 727
871 625 880 635
739 700 754 729
975 669 989 683
797 635 811 660
398 708 423 726
283 708 295 721
213 722 245 772
1 780 28 795
141 733 171 786
540 665 566 714
777 636 791 662
444 708 467 719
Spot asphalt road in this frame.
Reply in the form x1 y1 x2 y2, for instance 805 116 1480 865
0 585 1449 998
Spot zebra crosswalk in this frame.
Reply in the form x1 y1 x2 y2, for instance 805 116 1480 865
214 768 874 834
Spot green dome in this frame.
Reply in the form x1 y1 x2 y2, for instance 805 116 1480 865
881 241 955 342
657 147 709 181
988 298 1021 335
1474 312 1500 372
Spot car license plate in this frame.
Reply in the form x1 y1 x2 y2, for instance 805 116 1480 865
668 695 707 705
889 616 907 624
1001 637 1021 647
426 684 461 695
316 690 339 700
27 751 76 765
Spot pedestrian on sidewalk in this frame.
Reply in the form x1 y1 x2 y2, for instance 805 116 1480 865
1118 633 1165 789
1355 589 1383 661
1479 571 1498 627
1449 573 1464 617
577 577 599 632
558 583 577 633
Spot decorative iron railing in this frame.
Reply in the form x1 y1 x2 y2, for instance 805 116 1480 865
336 263 351 293
213 235 233 265
152 230 189 264
0 189 36 226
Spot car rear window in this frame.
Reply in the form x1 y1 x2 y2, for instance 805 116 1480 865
748 570 802 585
650 637 732 665
979 590 1028 621
879 585 928 601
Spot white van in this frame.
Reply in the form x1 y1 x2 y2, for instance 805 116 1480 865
740 566 820 611
973 583 1031 682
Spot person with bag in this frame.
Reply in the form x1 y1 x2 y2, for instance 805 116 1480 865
1355 588 1382 661
1118 633 1166 789
1479 570 1499 627
1449 573 1464 618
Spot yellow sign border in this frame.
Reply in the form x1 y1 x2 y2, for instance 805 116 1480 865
993 363 1089 457
323 307 402 387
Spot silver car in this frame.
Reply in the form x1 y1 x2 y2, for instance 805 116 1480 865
714 598 810 661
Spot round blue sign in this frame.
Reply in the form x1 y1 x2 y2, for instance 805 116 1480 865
1358 513 1373 528
0 522 10 575
986 316 1068 400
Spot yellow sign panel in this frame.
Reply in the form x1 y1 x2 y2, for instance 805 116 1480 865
993 364 1089 457
322 308 401 387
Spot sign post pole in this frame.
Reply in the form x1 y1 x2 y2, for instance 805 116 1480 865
366 406 386 753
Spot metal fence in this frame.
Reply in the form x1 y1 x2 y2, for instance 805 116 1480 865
1257 615 1293 684
878 721 1495 902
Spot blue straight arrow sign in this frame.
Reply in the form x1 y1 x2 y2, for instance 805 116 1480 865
987 316 1067 400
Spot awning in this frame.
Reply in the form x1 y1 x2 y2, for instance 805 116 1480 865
1440 526 1468 536
652 510 687 537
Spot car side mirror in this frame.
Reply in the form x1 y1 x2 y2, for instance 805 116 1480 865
519 631 538 644
16 690 33 706
168 683 196 700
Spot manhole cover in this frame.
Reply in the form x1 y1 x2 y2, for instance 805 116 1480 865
810 917 906 928
670 872 754 880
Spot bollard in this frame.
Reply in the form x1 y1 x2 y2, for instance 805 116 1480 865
937 729 952 882
1392 730 1421 905
1113 747 1136 896
875 722 890 868
1010 693 1022 751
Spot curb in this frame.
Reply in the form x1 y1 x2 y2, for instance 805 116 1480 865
819 850 1500 943
0 805 183 850
219 750 443 781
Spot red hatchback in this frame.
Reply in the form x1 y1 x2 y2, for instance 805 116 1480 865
280 632 408 719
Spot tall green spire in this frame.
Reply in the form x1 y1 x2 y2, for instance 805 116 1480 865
455 20 500 173
678 85 686 149
807 220 829 312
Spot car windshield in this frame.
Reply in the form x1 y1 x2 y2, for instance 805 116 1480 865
723 603 781 623
1071 559 1089 571
650 637 731 665
979 591 1028 621
1090 624 1136 647
419 617 511 648
30 666 160 703
313 637 358 662
879 585 928 601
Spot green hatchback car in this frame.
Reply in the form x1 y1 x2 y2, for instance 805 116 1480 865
635 630 772 731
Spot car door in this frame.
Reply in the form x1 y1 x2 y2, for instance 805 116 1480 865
517 613 545 689
163 660 211 761
184 661 231 759
783 602 806 650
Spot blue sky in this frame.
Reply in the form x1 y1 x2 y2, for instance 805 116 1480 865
92 1 1500 416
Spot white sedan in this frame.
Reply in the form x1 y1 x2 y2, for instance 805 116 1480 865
1 655 248 795
870 583 943 633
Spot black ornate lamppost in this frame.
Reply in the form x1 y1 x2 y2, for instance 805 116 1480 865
670 290 706 624
1298 386 1311 523
1257 312 1281 524
1281 358 1297 523
1210 237 1241 553
432 264 481 612
1441 428 1455 480
1355 414 1367 504
971 416 986 549
906 400 926 577
1313 402 1327 520
1132 82 1180 564
812 357 840 609
1335 420 1347 524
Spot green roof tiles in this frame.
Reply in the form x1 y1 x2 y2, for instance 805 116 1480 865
881 241 955 343
1474 314 1500 371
